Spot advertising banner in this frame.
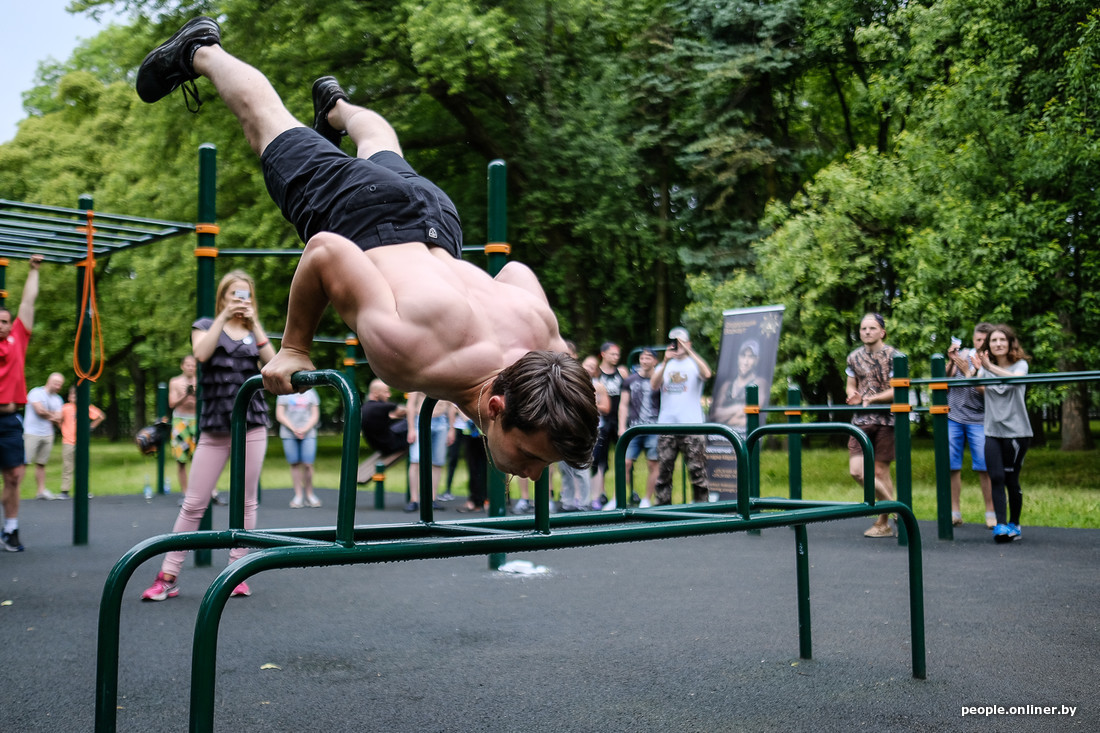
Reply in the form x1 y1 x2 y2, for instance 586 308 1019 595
705 305 784 498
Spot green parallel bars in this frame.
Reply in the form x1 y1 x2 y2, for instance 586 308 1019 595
930 355 953 540
892 354 911 547
486 159 509 569
73 194 93 545
195 144 218 566
229 371 360 543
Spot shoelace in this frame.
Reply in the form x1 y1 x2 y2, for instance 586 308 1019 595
181 77 203 114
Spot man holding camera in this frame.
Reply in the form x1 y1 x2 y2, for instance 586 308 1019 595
168 354 198 495
650 327 713 505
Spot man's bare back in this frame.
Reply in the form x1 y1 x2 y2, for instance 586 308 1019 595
261 234 566 417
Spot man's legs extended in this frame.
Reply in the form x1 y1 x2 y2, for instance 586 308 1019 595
328 100 403 161
191 45 303 156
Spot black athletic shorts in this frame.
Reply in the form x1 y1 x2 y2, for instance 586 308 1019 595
260 128 463 257
0 413 25 471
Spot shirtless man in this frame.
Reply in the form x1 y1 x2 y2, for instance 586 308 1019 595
167 354 198 493
137 18 598 478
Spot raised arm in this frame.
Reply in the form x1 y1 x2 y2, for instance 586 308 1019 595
17 255 42 333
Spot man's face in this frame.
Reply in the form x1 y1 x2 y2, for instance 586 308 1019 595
181 356 197 377
638 351 657 371
859 317 885 346
46 374 64 394
0 310 12 341
601 346 620 367
487 426 561 481
972 330 988 352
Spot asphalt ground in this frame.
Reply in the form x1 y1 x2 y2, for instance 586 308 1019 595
1 488 1096 732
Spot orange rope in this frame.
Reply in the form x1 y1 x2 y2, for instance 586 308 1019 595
73 210 105 384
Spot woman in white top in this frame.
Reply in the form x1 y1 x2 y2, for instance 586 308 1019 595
976 324 1031 543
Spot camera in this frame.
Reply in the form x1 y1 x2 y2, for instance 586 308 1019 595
185 384 195 395
232 289 251 302
668 339 680 351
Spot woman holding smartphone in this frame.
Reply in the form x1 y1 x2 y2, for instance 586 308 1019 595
142 270 276 600
976 324 1031 543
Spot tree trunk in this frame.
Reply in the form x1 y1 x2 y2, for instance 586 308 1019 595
1060 384 1094 450
1027 410 1046 448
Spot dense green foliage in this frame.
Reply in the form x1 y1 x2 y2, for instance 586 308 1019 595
1 0 1098 450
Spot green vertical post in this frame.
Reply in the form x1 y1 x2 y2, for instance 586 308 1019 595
930 355 952 540
0 257 7 308
892 354 911 547
374 460 386 510
795 523 811 659
73 194 93 545
156 383 168 494
195 144 218 567
745 385 761 535
344 333 358 390
417 397 438 523
786 386 802 500
486 159 509 570
786 383 811 655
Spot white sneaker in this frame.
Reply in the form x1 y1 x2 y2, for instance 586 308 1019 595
601 498 617 511
36 489 58 501
639 498 651 508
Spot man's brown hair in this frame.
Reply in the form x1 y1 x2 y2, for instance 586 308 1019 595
492 350 599 469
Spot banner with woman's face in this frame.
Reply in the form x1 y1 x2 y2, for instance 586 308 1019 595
705 305 784 497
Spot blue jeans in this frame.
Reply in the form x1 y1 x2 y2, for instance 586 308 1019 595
409 415 449 466
281 435 317 465
947 419 986 472
624 433 658 461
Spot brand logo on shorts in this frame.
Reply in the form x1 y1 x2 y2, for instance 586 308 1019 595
428 227 438 239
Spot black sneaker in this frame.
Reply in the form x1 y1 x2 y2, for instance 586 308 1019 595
1 529 25 552
136 17 222 110
311 76 349 147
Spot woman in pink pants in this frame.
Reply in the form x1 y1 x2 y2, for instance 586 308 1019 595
142 270 275 601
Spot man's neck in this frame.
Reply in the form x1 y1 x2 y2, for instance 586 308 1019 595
863 341 886 353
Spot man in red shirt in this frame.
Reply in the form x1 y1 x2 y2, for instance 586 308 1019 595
0 255 43 552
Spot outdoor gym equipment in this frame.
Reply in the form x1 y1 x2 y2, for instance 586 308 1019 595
95 369 927 733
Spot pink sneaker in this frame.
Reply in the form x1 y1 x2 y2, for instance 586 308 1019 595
231 581 251 597
141 572 179 601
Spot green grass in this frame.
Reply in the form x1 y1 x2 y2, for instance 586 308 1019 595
27 434 1100 529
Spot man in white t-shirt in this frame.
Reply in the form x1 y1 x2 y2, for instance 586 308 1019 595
24 372 64 501
650 328 713 505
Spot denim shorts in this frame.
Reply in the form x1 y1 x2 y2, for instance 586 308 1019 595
624 433 658 461
281 435 318 465
409 415 449 466
947 419 987 472
261 128 463 257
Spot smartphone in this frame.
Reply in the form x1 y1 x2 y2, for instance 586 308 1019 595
233 289 251 302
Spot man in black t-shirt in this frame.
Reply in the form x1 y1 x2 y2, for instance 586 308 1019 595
361 380 407 455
